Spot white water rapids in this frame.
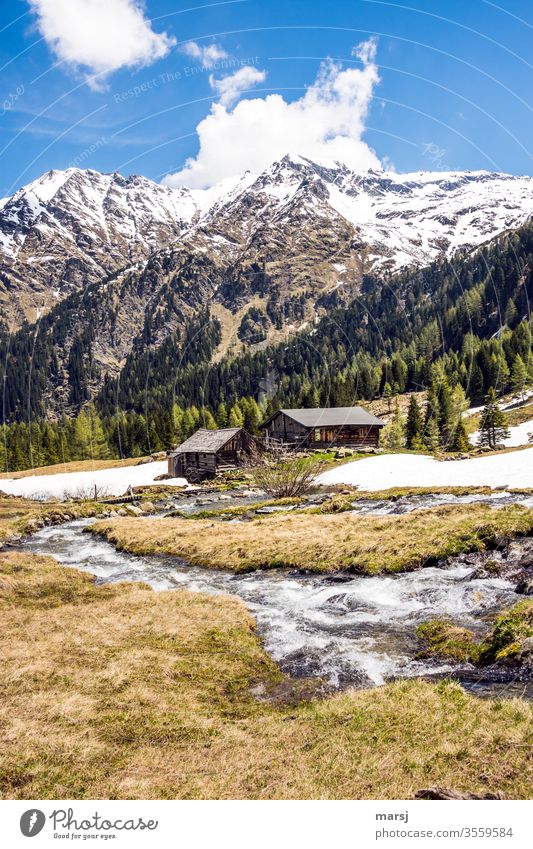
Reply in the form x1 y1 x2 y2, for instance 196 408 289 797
22 502 524 692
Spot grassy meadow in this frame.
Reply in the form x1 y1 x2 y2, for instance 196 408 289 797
0 549 531 800
92 503 533 574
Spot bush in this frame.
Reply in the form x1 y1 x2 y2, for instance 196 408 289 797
249 454 326 498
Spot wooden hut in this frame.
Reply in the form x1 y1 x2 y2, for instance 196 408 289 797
168 427 261 481
259 407 385 449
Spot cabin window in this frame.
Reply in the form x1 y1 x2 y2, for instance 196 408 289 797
314 428 321 441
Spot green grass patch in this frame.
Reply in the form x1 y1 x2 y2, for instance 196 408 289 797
418 600 533 665
91 503 533 574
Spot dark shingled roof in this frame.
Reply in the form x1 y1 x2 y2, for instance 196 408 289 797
172 427 242 455
261 407 385 429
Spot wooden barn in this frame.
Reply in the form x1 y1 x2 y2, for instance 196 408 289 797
168 427 261 481
259 406 385 449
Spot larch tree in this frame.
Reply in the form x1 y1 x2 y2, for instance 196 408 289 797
511 355 528 401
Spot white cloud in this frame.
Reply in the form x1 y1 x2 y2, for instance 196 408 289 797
163 38 381 189
180 40 229 69
209 66 266 107
29 0 175 89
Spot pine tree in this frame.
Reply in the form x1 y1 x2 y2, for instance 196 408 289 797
511 355 528 401
451 418 471 452
405 395 423 449
478 388 510 449
424 416 440 452
504 298 518 328
450 385 469 428
423 383 441 449
468 362 485 406
436 375 454 449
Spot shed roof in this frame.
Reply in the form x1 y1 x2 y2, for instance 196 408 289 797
260 406 384 429
172 427 242 455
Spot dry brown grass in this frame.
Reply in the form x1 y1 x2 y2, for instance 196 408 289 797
0 550 531 800
0 456 148 481
0 496 106 542
92 504 533 573
464 401 533 436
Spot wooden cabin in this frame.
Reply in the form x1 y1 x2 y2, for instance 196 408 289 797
168 427 261 481
259 407 385 449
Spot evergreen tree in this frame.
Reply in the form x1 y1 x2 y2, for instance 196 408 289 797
436 374 454 449
424 416 440 452
451 418 471 452
382 404 405 451
478 388 510 449
504 297 518 328
450 385 469 428
405 395 423 449
511 354 528 400
423 384 441 449
468 362 485 406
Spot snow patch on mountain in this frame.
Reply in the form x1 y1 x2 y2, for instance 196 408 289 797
1 156 533 322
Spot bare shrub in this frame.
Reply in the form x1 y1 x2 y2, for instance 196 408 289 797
62 483 112 502
249 453 326 498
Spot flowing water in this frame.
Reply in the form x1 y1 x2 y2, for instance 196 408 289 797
22 508 529 696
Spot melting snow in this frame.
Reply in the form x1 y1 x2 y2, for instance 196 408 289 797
471 419 533 448
318 447 533 490
0 461 186 501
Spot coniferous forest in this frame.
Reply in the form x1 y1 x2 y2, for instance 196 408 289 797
1 221 532 471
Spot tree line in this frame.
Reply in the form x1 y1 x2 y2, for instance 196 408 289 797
0 221 532 471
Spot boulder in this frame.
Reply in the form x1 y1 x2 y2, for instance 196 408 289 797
125 505 143 516
519 637 533 657
140 502 156 513
515 575 533 596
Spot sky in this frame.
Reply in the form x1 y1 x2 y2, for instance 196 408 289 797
0 0 532 196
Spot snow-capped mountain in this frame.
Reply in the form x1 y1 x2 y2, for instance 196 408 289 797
1 154 533 326
0 168 199 321
196 155 533 271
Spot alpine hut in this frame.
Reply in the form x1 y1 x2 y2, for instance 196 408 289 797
259 406 385 450
168 427 261 481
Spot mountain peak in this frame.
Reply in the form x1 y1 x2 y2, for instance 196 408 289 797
1 157 533 325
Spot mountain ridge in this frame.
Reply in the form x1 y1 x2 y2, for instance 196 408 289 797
2 155 533 326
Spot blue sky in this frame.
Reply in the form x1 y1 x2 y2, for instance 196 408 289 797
0 0 532 196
